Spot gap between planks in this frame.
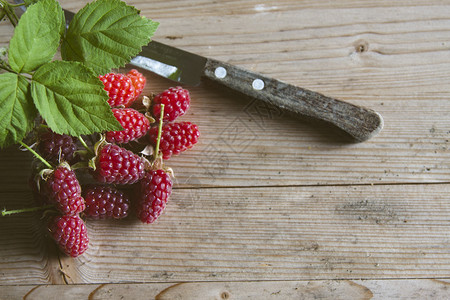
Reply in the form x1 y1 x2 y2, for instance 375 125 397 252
173 181 450 190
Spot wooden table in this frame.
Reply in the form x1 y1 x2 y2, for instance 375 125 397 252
1 0 449 298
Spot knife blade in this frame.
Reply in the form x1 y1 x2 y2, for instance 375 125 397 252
15 2 383 142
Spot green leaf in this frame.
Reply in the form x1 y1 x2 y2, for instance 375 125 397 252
61 0 159 74
0 73 37 148
31 61 122 136
8 0 64 73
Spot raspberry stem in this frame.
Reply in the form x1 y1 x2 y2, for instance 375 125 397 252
1 204 54 216
0 0 19 27
77 136 94 155
153 104 165 160
19 141 53 169
9 3 28 7
0 62 14 73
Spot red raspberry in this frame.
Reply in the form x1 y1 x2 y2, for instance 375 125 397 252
148 122 200 159
135 169 173 224
48 215 89 257
42 165 85 215
105 108 150 144
99 73 136 107
38 129 77 164
126 69 146 98
152 87 190 122
92 144 145 185
83 185 130 219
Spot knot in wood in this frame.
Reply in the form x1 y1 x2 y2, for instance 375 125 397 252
354 40 369 53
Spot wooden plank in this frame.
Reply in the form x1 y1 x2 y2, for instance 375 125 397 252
58 0 450 18
1 184 449 284
0 193 67 285
1 1 449 188
2 279 449 299
132 0 450 187
0 0 449 292
1 71 449 189
2 88 450 189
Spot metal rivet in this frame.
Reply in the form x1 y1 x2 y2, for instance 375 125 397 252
252 78 264 90
214 67 227 79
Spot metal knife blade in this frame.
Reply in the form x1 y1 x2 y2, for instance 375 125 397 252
130 41 206 87
14 2 383 142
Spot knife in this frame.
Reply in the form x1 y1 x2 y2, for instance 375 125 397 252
17 3 383 142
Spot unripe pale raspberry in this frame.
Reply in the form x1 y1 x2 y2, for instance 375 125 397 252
38 129 78 164
106 108 150 144
148 121 200 159
29 175 47 206
42 165 85 215
92 144 146 185
29 160 49 206
99 73 136 107
152 87 190 122
135 169 173 224
48 215 89 257
126 69 146 98
83 185 130 219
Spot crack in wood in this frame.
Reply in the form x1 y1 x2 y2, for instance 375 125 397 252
88 283 107 300
22 285 40 300
154 283 185 300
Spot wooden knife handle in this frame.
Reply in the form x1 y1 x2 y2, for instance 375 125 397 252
203 58 383 142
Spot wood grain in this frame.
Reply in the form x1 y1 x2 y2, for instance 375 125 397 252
1 1 450 188
132 0 450 187
2 184 449 284
0 193 67 285
0 0 449 298
1 73 449 189
2 279 450 299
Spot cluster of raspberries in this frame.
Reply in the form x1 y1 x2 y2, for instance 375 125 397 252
30 70 200 257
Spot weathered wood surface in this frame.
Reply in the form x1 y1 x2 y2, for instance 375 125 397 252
1 184 450 285
1 0 450 299
2 279 450 299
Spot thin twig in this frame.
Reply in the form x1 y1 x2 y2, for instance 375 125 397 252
77 136 94 155
19 141 53 169
153 104 165 160
2 204 54 216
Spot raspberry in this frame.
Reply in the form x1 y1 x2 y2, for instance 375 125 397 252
106 108 151 144
99 73 136 107
42 165 85 215
92 143 145 184
37 129 77 164
48 215 89 257
152 87 190 122
83 185 130 219
126 69 146 98
135 169 173 224
148 122 200 159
